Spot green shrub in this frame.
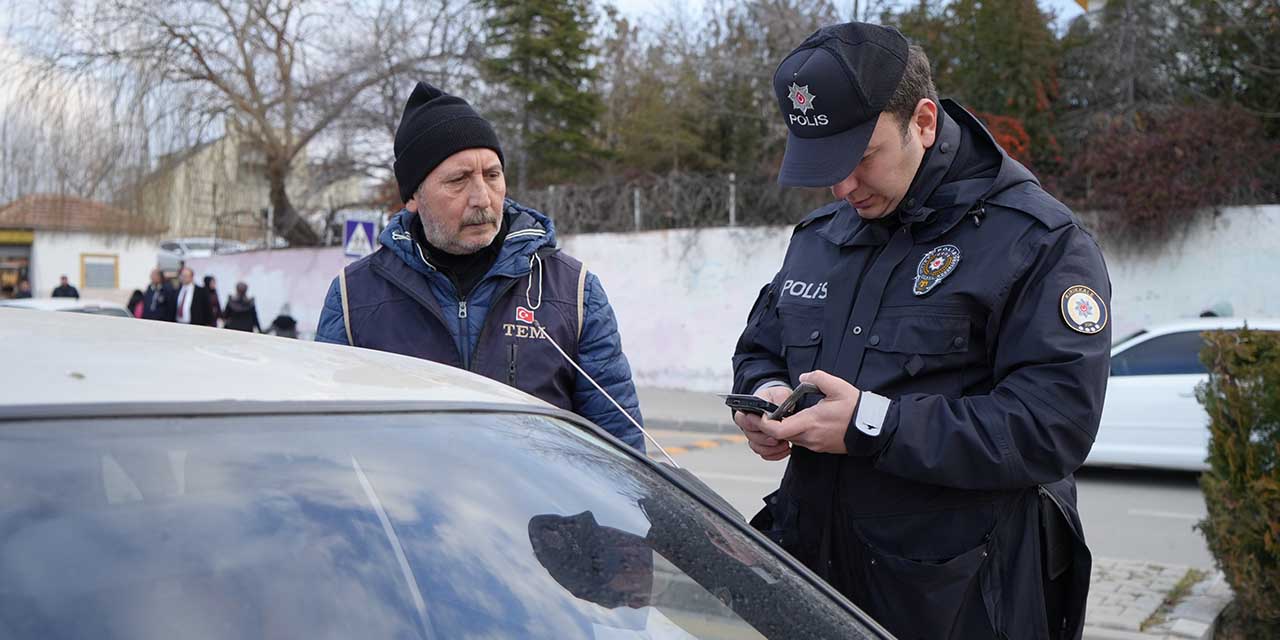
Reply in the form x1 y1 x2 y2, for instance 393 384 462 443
1197 327 1280 627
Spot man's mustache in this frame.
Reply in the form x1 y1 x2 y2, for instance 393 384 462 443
462 208 498 226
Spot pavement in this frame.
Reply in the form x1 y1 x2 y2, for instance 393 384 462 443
636 387 1234 640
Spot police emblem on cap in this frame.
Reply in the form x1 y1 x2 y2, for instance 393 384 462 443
788 83 815 114
913 245 961 296
1061 285 1107 334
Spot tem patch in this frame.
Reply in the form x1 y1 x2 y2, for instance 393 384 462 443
1060 285 1107 334
913 245 962 296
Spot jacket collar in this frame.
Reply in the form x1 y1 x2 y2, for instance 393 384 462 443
378 198 557 280
817 99 1021 246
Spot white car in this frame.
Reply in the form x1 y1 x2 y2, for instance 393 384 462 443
0 297 132 318
0 310 892 640
1087 318 1280 471
157 237 252 271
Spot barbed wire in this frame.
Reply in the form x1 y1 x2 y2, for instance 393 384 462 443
516 172 831 234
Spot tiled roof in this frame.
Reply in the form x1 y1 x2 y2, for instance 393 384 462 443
0 194 166 235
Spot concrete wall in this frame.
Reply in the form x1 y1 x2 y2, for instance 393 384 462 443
186 248 348 337
29 231 161 302
181 205 1280 391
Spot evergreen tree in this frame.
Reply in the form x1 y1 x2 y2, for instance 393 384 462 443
482 0 604 190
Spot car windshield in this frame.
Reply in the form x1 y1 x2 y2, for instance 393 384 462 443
0 412 873 640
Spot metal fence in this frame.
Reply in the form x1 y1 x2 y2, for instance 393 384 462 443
518 172 831 235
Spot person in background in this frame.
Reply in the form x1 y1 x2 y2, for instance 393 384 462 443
15 280 32 298
174 267 213 326
267 304 298 338
223 282 263 333
51 275 79 299
142 268 176 321
203 276 224 327
127 289 145 318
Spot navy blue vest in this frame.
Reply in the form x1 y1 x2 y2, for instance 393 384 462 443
341 246 585 411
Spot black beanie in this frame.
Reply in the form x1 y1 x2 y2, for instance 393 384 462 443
393 82 505 204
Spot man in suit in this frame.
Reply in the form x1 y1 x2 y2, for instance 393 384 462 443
174 267 213 326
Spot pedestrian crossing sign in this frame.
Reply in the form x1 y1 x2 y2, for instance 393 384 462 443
344 220 375 258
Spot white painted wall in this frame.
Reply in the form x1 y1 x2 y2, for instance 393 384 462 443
178 205 1280 392
29 231 162 302
186 248 348 337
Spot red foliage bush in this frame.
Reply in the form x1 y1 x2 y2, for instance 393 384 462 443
1068 105 1279 244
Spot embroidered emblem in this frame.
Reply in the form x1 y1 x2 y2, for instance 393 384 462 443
788 83 816 114
913 245 962 296
516 306 536 324
1060 285 1107 334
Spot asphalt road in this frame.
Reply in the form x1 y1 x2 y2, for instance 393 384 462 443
646 429 1213 569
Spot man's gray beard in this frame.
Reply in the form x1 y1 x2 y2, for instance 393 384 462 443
421 207 499 255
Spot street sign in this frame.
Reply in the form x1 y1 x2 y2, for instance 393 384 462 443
343 220 375 258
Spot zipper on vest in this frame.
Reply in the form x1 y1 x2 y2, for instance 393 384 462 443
508 343 518 385
458 301 468 318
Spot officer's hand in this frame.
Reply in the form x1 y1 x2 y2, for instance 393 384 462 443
733 385 793 461
759 370 860 455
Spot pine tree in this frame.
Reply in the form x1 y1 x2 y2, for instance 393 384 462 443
482 0 604 191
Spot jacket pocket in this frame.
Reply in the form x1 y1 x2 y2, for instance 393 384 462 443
749 489 801 556
778 306 824 384
862 313 971 397
853 535 998 640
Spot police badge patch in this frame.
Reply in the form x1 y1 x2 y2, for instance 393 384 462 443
788 83 815 114
1060 285 1107 334
913 245 962 296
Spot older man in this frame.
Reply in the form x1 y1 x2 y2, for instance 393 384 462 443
316 82 644 451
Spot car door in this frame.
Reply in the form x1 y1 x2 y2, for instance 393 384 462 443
1092 331 1211 470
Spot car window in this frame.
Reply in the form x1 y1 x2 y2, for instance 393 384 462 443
0 412 875 640
1110 331 1208 376
159 242 180 252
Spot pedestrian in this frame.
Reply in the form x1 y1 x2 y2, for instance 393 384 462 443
731 23 1111 640
174 267 214 326
51 275 79 299
266 303 297 338
15 280 32 298
142 268 176 321
316 81 644 451
203 276 224 327
126 289 145 318
223 282 262 332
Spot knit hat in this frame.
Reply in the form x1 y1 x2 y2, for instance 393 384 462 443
393 82 505 204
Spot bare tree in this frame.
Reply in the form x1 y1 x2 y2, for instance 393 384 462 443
17 0 481 245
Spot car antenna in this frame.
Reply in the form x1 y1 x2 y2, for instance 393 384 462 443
525 254 678 467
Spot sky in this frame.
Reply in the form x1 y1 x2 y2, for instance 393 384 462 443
612 0 1089 33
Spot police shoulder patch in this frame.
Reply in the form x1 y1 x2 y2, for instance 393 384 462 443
1060 285 1107 334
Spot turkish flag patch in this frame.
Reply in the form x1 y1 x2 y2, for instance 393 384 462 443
516 306 536 324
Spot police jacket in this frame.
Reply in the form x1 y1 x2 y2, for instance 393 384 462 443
316 201 645 451
733 101 1110 639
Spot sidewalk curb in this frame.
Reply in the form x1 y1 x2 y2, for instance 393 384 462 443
646 417 741 435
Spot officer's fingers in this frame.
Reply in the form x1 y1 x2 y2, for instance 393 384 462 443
798 369 857 401
742 428 780 447
760 414 809 442
758 386 793 405
749 439 791 460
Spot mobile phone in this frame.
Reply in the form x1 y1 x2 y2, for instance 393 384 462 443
768 382 824 420
722 394 779 416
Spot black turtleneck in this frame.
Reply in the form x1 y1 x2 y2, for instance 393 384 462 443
411 211 510 299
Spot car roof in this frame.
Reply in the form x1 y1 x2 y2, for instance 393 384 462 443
0 298 128 312
0 308 545 411
1125 317 1280 337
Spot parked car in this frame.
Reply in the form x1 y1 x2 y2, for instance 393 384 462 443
157 237 253 272
0 296 132 318
0 309 892 640
1087 318 1280 471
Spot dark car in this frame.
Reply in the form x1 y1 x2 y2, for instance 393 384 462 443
0 309 893 639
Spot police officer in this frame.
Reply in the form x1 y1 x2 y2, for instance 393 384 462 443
732 23 1110 639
